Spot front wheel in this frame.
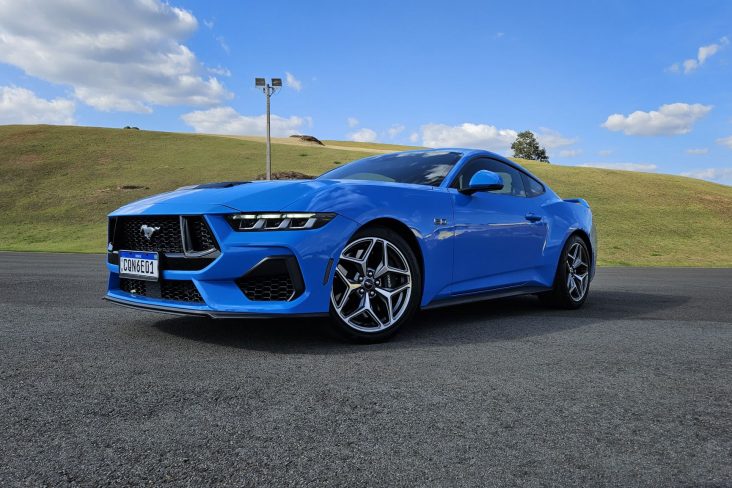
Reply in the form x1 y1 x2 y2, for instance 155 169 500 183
329 227 422 342
539 235 591 309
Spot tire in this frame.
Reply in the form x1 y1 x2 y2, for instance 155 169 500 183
538 234 591 309
329 226 422 343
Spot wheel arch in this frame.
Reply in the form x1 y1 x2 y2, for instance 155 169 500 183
357 217 425 289
564 228 595 280
570 229 593 257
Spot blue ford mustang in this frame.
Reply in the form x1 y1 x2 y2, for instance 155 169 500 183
105 149 596 341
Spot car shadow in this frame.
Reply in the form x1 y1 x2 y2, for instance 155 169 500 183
150 289 690 354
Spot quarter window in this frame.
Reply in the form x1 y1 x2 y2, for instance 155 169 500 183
450 158 526 197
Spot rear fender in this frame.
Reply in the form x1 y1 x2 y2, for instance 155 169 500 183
542 197 596 282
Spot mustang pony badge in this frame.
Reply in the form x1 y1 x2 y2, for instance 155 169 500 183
140 225 160 240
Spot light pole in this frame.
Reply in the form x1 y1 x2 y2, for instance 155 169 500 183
255 77 282 180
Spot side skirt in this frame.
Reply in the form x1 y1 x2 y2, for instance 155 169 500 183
422 285 551 310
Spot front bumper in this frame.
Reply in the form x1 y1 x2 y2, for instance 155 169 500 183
105 210 358 317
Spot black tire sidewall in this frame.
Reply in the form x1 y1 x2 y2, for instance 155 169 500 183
328 226 422 342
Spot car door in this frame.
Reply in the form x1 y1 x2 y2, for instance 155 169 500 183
449 157 548 294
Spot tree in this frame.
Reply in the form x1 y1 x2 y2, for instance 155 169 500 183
511 130 549 163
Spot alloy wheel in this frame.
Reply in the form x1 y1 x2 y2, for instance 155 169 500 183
566 241 589 301
331 237 412 332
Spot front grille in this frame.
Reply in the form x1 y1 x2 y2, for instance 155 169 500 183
238 274 296 301
113 216 183 252
119 278 203 303
111 216 218 255
236 256 304 302
161 280 204 302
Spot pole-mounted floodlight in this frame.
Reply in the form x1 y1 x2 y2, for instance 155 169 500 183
255 77 282 180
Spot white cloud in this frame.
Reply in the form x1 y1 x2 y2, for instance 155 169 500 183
387 124 405 138
578 162 658 172
681 167 732 185
598 149 614 157
203 18 214 29
698 37 728 63
0 86 75 125
409 132 419 143
0 0 231 113
670 37 729 74
559 149 582 158
216 35 230 53
285 72 302 92
495 32 505 39
686 148 709 155
347 117 359 128
181 107 310 136
418 123 578 156
348 128 378 143
535 127 577 149
208 66 231 77
602 103 712 136
717 135 732 149
420 122 518 150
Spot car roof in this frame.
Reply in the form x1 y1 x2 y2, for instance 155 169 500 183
396 148 549 189
384 147 510 162
335 147 550 191
383 147 527 171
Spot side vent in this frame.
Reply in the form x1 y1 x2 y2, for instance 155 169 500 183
236 257 305 301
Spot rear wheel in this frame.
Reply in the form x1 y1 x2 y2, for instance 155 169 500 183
539 235 591 309
329 227 421 342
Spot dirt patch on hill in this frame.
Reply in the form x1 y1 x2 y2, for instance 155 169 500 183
253 171 314 180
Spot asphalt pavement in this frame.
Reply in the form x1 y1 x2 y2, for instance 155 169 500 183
0 252 730 487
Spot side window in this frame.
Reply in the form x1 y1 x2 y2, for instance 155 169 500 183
450 159 490 191
451 158 526 197
521 173 545 197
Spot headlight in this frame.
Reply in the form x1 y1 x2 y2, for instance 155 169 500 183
226 212 336 231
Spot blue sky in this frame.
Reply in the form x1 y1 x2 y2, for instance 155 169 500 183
1 0 731 184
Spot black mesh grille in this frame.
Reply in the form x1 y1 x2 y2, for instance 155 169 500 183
119 277 148 295
113 216 183 252
235 257 304 302
111 215 218 254
161 280 204 302
238 274 295 301
186 216 217 252
119 278 203 303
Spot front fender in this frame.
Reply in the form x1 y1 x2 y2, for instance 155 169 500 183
284 182 455 306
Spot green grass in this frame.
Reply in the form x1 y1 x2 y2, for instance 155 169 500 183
1 124 731 266
512 158 732 266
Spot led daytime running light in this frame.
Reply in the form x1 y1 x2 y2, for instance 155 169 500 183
227 212 335 231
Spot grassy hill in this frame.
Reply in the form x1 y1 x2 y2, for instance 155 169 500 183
1 124 731 266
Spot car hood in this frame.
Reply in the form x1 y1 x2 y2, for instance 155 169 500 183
109 179 341 216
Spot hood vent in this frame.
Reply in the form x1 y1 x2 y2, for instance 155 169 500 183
193 181 251 189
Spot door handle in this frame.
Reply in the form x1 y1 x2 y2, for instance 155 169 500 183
525 213 542 222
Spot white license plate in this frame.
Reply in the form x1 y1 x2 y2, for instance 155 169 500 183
119 251 159 281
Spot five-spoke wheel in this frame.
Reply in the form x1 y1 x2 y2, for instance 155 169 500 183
566 241 590 302
539 234 591 309
329 227 420 341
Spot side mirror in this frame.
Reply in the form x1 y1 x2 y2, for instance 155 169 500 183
460 170 504 195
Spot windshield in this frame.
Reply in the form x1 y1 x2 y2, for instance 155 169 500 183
318 151 462 186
